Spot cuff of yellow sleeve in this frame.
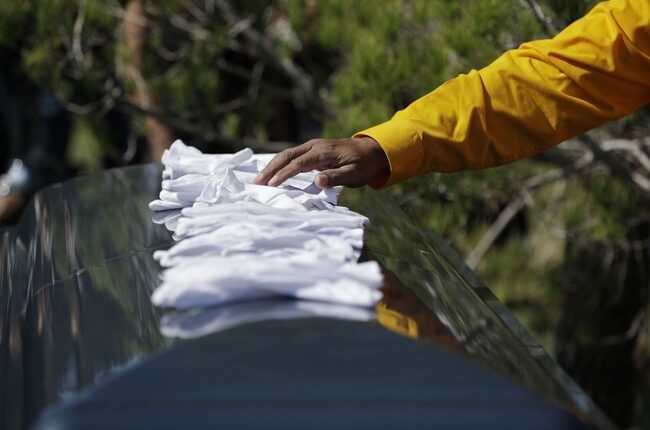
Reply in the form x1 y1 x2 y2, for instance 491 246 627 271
354 118 423 188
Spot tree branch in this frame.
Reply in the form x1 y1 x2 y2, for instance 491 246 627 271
580 134 650 196
466 149 595 269
72 0 87 65
520 0 558 37
521 148 593 191
117 97 294 152
465 197 527 270
596 310 646 347
600 138 650 173
212 0 333 118
215 58 293 100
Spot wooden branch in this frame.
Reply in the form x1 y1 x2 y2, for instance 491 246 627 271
248 62 265 100
596 310 646 347
600 138 650 173
119 0 175 162
154 43 189 62
465 197 527 270
118 97 294 152
181 0 209 24
118 97 215 135
106 4 148 27
465 129 650 270
72 0 87 65
215 58 293 100
60 78 119 115
466 149 595 270
520 0 558 37
533 139 590 166
580 134 650 196
169 13 211 40
521 149 593 191
212 0 333 118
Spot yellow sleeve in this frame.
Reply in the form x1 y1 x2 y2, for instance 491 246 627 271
356 0 650 187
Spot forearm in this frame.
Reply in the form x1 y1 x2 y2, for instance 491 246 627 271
358 0 650 186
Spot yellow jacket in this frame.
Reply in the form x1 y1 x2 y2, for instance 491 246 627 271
357 0 650 187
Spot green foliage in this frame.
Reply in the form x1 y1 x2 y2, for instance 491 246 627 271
68 117 105 173
439 0 540 69
2 0 119 104
563 174 643 244
287 0 450 135
1 1 298 155
285 0 542 137
546 0 598 25
0 2 31 48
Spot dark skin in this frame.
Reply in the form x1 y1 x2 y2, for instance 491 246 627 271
253 136 390 188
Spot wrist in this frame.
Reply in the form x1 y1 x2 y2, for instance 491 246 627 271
356 136 390 188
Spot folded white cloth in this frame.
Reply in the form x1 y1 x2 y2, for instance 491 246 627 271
196 169 338 209
160 300 375 339
150 140 338 211
153 221 359 266
151 254 383 309
149 140 383 311
172 201 367 244
150 208 182 228
162 145 259 180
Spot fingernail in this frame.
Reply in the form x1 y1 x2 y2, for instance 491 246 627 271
315 174 329 188
253 174 263 184
268 175 279 187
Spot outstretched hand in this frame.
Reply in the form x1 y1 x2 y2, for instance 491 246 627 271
253 137 389 188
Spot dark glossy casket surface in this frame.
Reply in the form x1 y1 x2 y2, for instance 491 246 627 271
0 165 616 429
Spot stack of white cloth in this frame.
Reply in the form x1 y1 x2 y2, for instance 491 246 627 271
149 140 383 309
160 300 376 339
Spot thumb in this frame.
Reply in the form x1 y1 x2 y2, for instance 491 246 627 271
315 164 363 188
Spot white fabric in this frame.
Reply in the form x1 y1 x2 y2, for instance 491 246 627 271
151 254 383 309
149 140 383 310
150 140 338 210
172 201 367 245
153 222 359 266
160 300 375 339
196 169 338 210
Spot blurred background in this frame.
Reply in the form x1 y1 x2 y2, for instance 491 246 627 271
0 0 647 428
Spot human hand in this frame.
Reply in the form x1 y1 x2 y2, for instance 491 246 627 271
253 137 389 188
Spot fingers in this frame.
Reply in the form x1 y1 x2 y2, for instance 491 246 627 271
253 137 377 188
266 150 331 187
254 142 313 185
315 164 362 188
